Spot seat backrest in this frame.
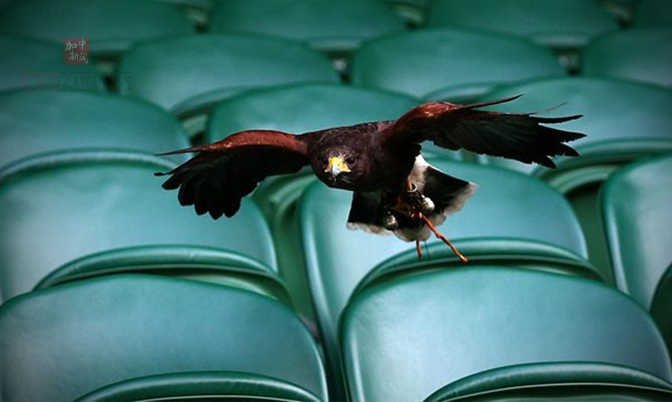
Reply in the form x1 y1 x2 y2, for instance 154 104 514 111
350 28 564 100
0 34 104 92
583 27 672 88
0 90 191 170
0 275 328 402
341 267 672 402
207 83 420 142
427 0 618 48
209 0 405 55
299 158 588 396
0 0 194 55
0 151 276 302
479 76 672 174
117 33 339 113
601 153 672 309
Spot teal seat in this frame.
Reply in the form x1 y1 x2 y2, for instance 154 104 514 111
427 0 618 70
0 275 327 402
341 267 672 402
423 363 672 401
75 372 323 402
480 77 672 284
117 34 339 137
632 0 672 27
209 0 405 61
0 34 104 92
0 151 283 304
299 158 592 399
0 90 191 170
0 0 194 58
583 27 672 88
601 154 672 309
350 28 564 103
208 83 422 320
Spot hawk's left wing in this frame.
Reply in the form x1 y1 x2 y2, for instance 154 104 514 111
381 95 585 168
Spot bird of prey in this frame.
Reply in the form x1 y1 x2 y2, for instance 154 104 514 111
156 95 584 261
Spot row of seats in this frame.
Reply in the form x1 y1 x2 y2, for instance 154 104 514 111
3 24 669 137
0 148 671 399
1 0 667 52
3 265 672 401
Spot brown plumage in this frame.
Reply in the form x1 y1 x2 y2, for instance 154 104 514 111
156 95 584 254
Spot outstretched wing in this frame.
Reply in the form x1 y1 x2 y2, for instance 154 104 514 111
156 130 310 219
382 95 585 168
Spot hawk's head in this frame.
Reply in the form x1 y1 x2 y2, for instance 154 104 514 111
310 131 372 190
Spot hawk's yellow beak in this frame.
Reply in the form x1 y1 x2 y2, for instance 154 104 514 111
325 156 351 177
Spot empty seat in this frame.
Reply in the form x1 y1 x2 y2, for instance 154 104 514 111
601 154 672 309
350 28 564 102
427 0 618 50
117 34 339 136
423 362 672 401
341 267 672 402
583 27 672 88
0 34 104 92
480 76 672 284
0 151 283 303
0 0 194 58
0 90 191 170
209 0 405 59
298 158 592 399
0 275 327 402
207 83 422 319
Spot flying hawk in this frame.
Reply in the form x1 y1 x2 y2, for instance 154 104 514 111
156 95 584 261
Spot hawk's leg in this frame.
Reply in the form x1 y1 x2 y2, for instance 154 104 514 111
417 212 468 263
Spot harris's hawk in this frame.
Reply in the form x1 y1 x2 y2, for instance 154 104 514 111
156 96 584 261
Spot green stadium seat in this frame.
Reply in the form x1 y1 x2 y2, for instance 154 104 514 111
423 362 672 401
632 0 672 27
0 275 327 402
209 0 405 60
601 154 672 309
480 77 672 284
298 158 592 399
0 90 191 170
427 0 618 70
75 372 323 402
117 34 339 137
583 27 672 88
0 0 194 58
0 151 284 304
0 35 104 92
341 267 672 402
207 83 423 320
350 28 564 103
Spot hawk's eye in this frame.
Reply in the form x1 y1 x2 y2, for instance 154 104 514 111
321 157 329 165
345 156 357 165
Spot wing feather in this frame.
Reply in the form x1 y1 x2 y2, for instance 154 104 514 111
383 96 584 168
156 130 310 219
